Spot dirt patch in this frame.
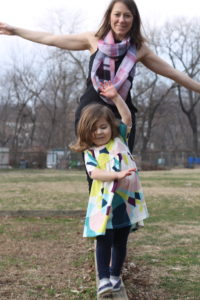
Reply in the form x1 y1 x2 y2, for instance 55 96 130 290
123 262 170 300
0 217 96 300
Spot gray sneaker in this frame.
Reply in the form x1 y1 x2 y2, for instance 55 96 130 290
98 282 113 295
112 278 122 292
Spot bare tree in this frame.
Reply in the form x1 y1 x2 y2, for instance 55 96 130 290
0 54 46 166
35 47 89 149
132 65 175 161
132 25 177 150
160 18 200 154
33 10 89 149
0 77 14 146
0 10 89 156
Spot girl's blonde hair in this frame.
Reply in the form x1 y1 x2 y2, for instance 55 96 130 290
70 104 119 152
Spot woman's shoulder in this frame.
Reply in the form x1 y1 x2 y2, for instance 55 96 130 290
87 32 98 54
136 42 152 62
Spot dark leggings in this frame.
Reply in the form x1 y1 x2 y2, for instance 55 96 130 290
96 226 131 279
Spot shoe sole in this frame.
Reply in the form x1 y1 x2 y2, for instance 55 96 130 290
98 287 113 296
112 287 121 292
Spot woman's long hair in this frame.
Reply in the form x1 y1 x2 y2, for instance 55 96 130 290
70 104 119 152
95 0 145 49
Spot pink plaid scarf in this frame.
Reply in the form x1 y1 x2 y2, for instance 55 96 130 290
91 31 137 105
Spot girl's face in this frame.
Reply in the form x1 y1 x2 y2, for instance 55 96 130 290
91 117 112 147
110 2 134 40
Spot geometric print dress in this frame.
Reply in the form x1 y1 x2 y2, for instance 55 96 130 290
83 122 149 238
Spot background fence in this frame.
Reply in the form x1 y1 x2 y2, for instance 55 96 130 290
1 149 199 170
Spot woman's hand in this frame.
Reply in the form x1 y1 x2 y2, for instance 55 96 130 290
0 22 15 35
116 168 136 180
99 81 118 100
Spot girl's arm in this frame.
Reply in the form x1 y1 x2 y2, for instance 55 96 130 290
138 44 200 93
99 82 132 127
0 22 96 51
90 167 136 181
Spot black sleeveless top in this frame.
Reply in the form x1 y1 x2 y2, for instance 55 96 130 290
75 50 137 127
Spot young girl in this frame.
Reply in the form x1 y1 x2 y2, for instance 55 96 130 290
70 81 148 296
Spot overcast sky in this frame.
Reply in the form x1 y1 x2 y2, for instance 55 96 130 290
1 0 200 61
1 0 200 28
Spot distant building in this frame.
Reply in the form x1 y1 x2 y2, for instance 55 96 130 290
0 147 9 169
46 149 66 169
46 149 83 169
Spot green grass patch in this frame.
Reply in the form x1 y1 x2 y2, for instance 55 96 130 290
159 276 200 300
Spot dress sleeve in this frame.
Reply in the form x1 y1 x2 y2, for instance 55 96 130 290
119 122 131 144
84 149 98 176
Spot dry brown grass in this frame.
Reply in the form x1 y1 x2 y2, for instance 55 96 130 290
0 217 95 300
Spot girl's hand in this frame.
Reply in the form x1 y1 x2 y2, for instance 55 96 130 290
0 22 15 35
99 81 118 100
116 168 136 180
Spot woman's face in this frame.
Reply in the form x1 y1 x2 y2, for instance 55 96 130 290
110 1 134 40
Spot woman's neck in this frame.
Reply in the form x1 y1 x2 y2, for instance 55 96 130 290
114 38 122 43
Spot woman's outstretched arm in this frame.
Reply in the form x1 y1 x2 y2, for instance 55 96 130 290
0 22 96 51
138 44 200 93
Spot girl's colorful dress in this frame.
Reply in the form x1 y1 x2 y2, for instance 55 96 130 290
83 122 148 237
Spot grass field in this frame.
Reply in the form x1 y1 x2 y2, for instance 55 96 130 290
0 168 199 300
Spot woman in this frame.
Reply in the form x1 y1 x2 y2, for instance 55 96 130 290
0 0 200 152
